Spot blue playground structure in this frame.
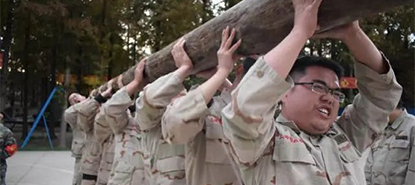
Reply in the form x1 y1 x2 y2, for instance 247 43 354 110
20 86 65 149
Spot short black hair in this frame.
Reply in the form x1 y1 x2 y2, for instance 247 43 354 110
242 57 256 74
290 56 344 80
0 111 10 120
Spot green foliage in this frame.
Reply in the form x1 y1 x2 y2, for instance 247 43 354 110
361 6 414 107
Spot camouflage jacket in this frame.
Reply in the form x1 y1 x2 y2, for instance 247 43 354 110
0 123 17 163
365 109 415 185
222 56 402 185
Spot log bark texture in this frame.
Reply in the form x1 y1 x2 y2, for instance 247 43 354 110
117 0 412 85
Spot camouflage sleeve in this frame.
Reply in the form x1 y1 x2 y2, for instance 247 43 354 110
162 88 209 144
64 105 78 129
337 54 402 152
222 57 292 165
404 125 415 185
1 127 17 159
75 98 101 133
135 72 185 131
103 87 133 135
94 106 112 144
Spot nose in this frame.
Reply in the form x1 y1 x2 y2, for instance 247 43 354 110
320 91 334 105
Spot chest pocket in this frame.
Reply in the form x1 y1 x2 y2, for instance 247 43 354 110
205 119 231 164
155 142 186 185
388 137 410 163
156 141 185 174
272 134 316 165
334 134 360 163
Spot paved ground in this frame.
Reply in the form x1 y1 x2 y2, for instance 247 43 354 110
4 150 370 185
6 151 74 185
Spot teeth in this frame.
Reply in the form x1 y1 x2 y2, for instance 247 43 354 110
318 108 329 115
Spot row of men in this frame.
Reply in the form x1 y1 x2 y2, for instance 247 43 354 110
64 0 414 184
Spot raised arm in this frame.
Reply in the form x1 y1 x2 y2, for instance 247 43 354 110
75 98 101 133
162 28 241 144
221 0 322 165
93 106 111 144
264 0 322 78
76 80 114 133
319 23 403 152
315 21 387 74
198 27 241 104
94 74 126 140
104 60 146 134
135 38 193 131
103 88 134 135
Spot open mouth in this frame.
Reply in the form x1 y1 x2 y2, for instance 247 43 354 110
317 107 331 118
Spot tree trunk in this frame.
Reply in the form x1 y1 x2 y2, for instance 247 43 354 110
22 66 29 139
9 82 15 117
114 0 412 85
22 13 31 139
48 45 58 138
0 0 16 111
101 0 107 26
107 35 114 80
76 47 83 93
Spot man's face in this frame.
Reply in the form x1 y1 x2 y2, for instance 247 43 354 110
0 113 3 121
281 66 340 135
69 93 86 105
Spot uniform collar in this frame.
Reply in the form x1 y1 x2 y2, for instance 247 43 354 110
390 109 408 130
276 115 301 134
275 114 336 137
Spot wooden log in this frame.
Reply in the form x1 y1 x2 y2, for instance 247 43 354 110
107 0 412 89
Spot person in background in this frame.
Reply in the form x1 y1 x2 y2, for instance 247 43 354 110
161 27 246 185
0 112 17 185
64 92 87 185
365 97 415 185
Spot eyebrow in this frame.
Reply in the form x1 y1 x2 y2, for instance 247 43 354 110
312 80 341 90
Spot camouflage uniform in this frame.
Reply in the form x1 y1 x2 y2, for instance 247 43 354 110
162 89 242 185
135 72 186 185
221 56 402 185
0 123 17 185
64 105 87 185
96 134 115 185
365 109 415 185
103 87 147 185
76 98 101 185
94 106 115 185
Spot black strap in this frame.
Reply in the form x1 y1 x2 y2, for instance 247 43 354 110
82 174 97 181
94 94 107 104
